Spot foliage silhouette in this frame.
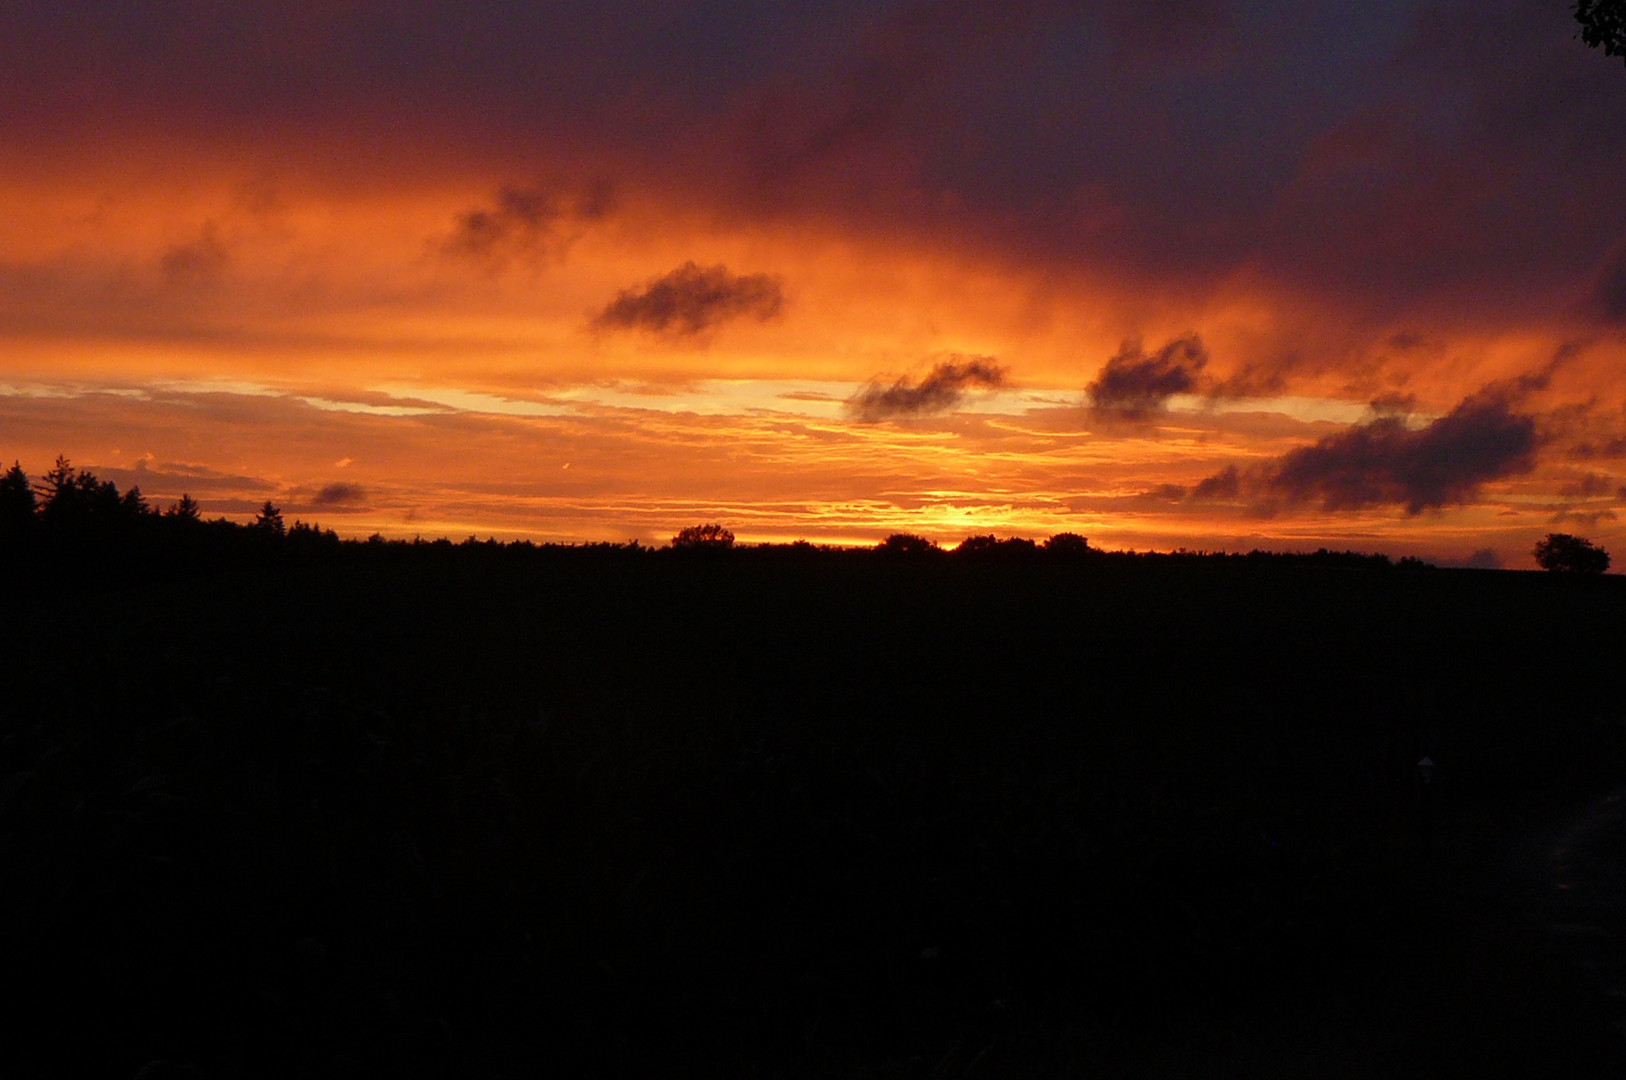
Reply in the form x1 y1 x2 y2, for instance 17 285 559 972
955 533 1038 560
671 522 734 551
0 461 35 549
165 493 201 521
0 457 354 591
876 532 939 558
1042 531 1091 557
1576 0 1626 64
253 500 286 536
1534 531 1610 573
37 454 133 528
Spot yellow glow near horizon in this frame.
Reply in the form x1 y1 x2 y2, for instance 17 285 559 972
5 154 1625 570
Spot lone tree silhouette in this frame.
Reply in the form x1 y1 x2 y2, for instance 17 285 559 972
0 462 34 519
1577 0 1626 64
671 523 734 550
1534 532 1610 573
254 500 286 536
0 462 36 551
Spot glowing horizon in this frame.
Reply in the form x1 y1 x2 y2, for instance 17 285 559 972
5 3 1626 568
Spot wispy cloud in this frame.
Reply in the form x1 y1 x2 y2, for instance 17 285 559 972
443 182 613 264
159 223 231 288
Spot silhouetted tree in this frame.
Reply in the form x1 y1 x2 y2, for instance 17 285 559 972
120 486 150 517
876 533 939 557
287 520 341 553
254 500 286 537
0 462 32 509
671 523 734 550
35 455 133 533
1 462 34 518
955 534 1038 560
36 455 89 526
1534 532 1610 573
956 534 1000 557
1042 532 1091 557
0 462 36 550
165 494 202 521
1577 0 1626 64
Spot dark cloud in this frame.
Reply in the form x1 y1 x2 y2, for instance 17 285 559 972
446 188 559 258
1558 472 1614 499
592 262 784 337
312 482 367 507
1385 331 1434 352
1189 464 1240 502
1551 507 1618 527
444 182 613 262
1462 548 1502 570
1587 243 1626 325
1140 483 1189 503
1561 404 1626 460
1086 336 1208 417
1368 392 1416 416
847 356 1007 421
1265 388 1540 515
8 2 1626 383
160 223 230 286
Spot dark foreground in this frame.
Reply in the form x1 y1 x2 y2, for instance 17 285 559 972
3 549 1625 1077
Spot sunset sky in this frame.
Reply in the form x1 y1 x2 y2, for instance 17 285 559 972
5 1 1626 564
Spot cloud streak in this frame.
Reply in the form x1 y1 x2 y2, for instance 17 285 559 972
592 262 784 337
846 357 1007 421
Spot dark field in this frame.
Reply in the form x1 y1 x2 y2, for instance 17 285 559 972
4 547 1625 1076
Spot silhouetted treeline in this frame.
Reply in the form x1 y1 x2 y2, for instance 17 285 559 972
1 458 341 589
4 458 1441 597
